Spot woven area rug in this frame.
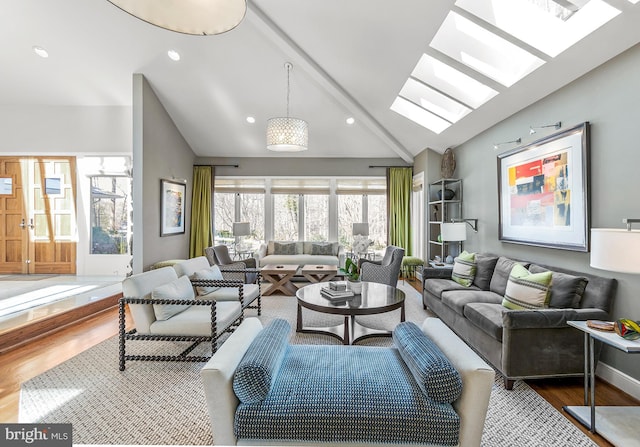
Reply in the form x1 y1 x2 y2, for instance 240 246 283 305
20 283 596 446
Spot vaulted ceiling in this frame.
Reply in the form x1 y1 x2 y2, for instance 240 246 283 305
2 0 640 162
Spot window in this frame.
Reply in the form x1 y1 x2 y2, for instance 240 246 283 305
214 178 266 250
304 194 329 241
89 172 131 255
337 195 362 247
367 194 387 250
213 192 235 246
273 194 299 241
239 193 265 250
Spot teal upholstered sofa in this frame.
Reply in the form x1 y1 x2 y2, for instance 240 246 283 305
201 317 494 447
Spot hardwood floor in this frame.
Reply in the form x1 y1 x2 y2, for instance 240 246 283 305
1 280 638 447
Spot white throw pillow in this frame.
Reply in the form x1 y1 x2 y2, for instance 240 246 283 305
151 275 194 321
192 265 224 296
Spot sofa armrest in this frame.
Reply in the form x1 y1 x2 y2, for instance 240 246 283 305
256 243 267 260
201 318 264 446
503 308 610 330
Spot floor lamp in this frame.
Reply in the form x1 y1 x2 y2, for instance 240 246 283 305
232 222 250 257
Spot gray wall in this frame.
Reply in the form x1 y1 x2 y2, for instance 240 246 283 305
451 43 640 381
195 156 409 177
132 74 196 273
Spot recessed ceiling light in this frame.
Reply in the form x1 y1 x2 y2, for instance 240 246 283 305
246 116 256 124
167 50 180 61
346 117 355 125
456 0 620 58
390 97 452 134
32 46 48 58
430 11 545 87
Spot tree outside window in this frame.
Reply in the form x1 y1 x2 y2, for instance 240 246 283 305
273 194 299 241
90 176 131 254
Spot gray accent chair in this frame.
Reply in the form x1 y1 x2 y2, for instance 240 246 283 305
205 245 258 285
359 245 405 287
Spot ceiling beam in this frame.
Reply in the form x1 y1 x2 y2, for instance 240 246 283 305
246 2 414 163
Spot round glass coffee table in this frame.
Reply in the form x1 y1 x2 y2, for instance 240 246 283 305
296 281 405 345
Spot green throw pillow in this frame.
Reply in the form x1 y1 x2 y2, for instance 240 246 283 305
451 251 476 287
502 264 552 310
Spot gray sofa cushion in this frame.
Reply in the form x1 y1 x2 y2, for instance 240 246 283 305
441 290 503 316
233 319 290 404
489 257 529 296
392 322 462 404
464 303 505 342
529 264 589 308
472 254 499 290
425 279 480 298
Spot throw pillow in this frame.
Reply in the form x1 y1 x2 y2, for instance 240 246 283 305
528 264 588 308
472 254 499 290
451 251 476 287
151 275 194 321
489 257 529 296
233 319 291 404
273 242 297 255
191 265 224 296
502 264 552 310
311 242 334 256
393 321 463 403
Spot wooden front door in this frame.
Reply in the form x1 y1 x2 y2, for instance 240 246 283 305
0 156 76 274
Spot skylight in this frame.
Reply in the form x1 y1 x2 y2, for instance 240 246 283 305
399 78 472 124
430 11 545 87
411 54 498 109
456 0 621 58
390 97 452 134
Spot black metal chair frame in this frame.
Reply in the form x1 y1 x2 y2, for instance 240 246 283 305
118 279 244 371
217 267 263 316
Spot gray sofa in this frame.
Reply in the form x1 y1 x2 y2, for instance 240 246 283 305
423 254 617 389
202 317 495 447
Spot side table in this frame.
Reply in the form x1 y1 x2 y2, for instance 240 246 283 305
563 320 640 446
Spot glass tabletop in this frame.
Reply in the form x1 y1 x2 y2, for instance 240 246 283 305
296 281 404 312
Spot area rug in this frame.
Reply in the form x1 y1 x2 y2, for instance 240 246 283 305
20 284 596 446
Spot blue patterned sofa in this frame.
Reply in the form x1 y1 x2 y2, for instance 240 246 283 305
201 317 494 447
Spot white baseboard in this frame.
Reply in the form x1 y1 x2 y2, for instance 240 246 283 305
596 362 640 401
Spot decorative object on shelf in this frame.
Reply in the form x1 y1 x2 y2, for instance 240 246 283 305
437 188 456 200
267 62 308 152
493 138 521 150
107 0 247 35
440 147 456 178
529 121 561 135
445 255 454 264
160 178 186 236
498 122 589 251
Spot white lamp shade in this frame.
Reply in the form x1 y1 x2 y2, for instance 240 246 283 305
266 117 308 152
232 222 251 237
107 0 246 35
441 222 467 241
591 228 640 274
352 223 369 236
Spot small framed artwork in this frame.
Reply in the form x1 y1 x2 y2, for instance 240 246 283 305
497 122 590 252
160 179 186 236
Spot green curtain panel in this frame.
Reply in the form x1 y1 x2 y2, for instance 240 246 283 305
189 166 213 258
388 167 412 256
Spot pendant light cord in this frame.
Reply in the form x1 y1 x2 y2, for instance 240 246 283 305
285 62 292 118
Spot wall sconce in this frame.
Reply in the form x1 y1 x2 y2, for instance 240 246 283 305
591 218 640 274
529 121 561 135
493 138 521 150
440 219 479 242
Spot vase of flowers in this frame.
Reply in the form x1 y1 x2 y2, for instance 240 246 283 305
340 258 362 294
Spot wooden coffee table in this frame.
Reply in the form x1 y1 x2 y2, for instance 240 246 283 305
261 264 299 296
300 264 339 283
296 281 405 345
